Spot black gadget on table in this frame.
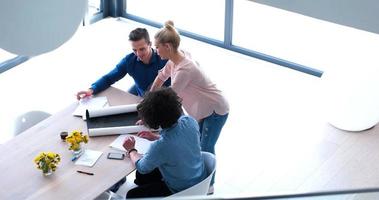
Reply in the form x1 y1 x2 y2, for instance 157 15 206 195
107 152 125 160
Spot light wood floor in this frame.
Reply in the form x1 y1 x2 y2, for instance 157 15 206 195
1 18 379 199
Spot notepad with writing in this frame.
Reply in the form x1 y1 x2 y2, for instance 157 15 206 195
75 149 103 167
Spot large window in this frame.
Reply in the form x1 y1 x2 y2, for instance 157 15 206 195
126 0 225 41
85 0 103 25
125 0 323 76
232 1 379 73
88 0 102 16
234 1 326 71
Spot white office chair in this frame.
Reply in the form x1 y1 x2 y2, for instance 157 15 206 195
13 110 51 135
96 152 216 200
167 151 216 198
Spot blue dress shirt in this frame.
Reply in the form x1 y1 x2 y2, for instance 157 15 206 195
136 115 207 193
91 49 169 96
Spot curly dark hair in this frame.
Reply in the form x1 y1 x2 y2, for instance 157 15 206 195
137 88 183 129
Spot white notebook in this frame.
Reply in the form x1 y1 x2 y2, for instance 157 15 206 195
75 149 103 167
109 134 153 154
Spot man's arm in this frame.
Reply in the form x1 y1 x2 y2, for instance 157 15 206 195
91 56 129 94
76 88 93 100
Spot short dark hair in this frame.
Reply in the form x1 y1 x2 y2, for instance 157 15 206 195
137 88 183 129
129 28 150 44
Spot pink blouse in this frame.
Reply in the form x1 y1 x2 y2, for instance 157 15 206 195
157 51 229 121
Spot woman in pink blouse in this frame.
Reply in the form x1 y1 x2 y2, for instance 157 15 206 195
149 21 229 156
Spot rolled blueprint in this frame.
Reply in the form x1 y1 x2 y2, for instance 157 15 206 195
86 103 138 119
88 125 150 137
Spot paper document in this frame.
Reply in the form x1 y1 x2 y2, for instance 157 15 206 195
73 96 108 119
109 134 153 154
86 104 138 118
85 103 155 137
88 125 151 137
75 149 103 167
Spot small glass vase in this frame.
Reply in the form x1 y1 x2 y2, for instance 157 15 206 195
43 168 53 176
72 144 83 156
40 162 52 176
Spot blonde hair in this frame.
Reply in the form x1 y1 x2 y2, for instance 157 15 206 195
154 20 181 51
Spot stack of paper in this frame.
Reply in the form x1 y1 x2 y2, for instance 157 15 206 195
72 96 109 119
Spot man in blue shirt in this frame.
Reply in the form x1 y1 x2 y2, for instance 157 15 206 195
76 28 170 99
123 88 206 198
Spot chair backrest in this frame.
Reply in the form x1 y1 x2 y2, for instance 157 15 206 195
168 151 216 198
13 110 51 135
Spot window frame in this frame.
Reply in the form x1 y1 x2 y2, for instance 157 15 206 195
122 0 323 77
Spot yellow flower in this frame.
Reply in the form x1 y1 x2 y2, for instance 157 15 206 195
65 130 89 151
33 152 60 172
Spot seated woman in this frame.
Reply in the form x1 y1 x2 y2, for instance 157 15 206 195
123 87 207 198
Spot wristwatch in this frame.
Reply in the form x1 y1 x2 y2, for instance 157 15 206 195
128 148 137 155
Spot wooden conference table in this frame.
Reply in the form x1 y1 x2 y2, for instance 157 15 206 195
0 87 141 200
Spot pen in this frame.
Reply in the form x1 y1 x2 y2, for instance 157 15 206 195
71 155 80 161
71 151 84 162
76 170 94 175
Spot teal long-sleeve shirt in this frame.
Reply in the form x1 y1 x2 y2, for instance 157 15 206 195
136 115 207 193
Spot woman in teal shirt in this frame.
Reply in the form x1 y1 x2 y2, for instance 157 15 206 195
123 88 206 198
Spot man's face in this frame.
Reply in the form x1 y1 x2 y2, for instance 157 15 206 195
131 39 151 63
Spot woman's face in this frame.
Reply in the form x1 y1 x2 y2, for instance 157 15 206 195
154 40 170 60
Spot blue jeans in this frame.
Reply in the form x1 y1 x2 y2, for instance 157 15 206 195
198 112 228 154
198 112 228 185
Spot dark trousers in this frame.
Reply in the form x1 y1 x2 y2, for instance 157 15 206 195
109 177 126 193
126 168 172 198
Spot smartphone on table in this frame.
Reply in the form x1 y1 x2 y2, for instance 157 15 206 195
107 152 125 160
